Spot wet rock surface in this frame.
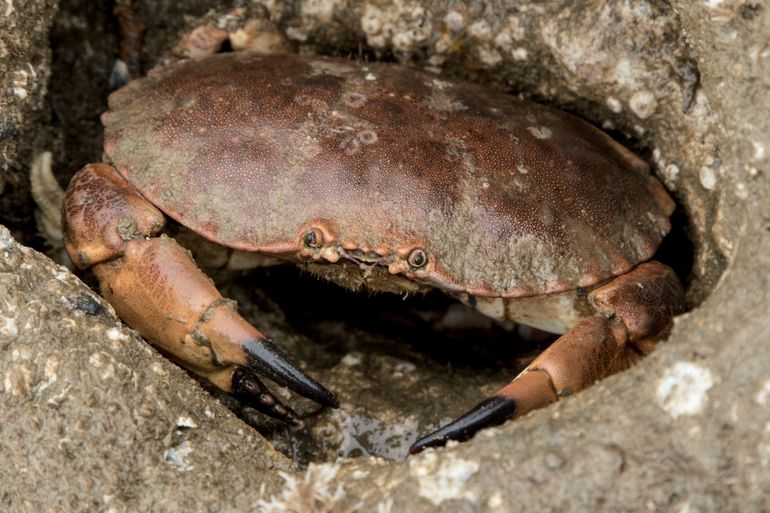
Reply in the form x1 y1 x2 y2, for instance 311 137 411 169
1 0 769 512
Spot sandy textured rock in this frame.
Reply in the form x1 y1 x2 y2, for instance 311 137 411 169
0 225 292 511
1 0 769 512
0 0 56 236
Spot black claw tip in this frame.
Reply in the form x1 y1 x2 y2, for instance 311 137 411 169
273 403 303 427
244 339 339 408
232 368 303 425
286 416 304 428
409 396 518 454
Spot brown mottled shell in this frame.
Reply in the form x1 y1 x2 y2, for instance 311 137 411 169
102 52 674 298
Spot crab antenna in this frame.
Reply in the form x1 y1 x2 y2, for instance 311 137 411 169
409 396 517 454
243 338 340 408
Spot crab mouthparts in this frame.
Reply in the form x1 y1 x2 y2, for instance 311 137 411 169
336 247 392 268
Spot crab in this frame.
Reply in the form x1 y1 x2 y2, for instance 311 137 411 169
61 51 684 454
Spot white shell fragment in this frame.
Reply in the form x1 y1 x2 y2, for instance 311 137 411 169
656 361 715 418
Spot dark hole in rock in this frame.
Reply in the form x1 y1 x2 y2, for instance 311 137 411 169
21 3 711 469
653 202 696 295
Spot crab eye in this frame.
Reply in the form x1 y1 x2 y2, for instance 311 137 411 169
303 229 322 248
408 248 428 269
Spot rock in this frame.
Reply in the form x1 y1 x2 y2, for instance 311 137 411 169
0 225 292 511
0 0 56 237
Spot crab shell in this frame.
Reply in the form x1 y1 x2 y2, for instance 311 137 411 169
102 52 673 314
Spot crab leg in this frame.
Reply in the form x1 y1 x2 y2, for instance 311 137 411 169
410 261 684 453
63 163 338 422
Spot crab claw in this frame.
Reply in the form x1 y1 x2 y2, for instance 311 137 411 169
409 396 518 454
63 163 339 423
410 368 556 454
411 262 685 454
243 339 340 409
90 234 340 413
231 368 303 426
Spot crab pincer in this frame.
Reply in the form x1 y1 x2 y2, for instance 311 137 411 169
63 163 337 422
231 368 301 426
410 262 684 453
